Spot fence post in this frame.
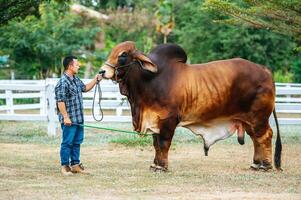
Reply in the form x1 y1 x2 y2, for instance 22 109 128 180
46 84 57 136
286 84 291 103
5 90 13 114
116 95 123 116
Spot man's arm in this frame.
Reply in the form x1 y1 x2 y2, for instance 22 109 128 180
84 74 102 92
57 102 72 126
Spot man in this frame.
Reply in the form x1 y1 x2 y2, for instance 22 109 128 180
55 55 102 176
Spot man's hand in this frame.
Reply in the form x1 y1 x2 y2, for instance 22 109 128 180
57 102 71 126
85 74 103 92
95 74 102 83
64 117 72 126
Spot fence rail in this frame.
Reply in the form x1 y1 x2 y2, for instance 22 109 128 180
0 79 300 136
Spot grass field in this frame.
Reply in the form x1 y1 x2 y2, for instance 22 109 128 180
0 121 300 200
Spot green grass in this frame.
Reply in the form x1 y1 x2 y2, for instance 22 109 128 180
110 135 153 147
0 121 300 146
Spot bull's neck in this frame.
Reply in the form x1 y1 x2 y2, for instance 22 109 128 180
120 69 155 103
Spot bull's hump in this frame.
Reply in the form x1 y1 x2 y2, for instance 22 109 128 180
149 43 187 64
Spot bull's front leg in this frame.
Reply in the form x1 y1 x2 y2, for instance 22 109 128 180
152 134 161 167
151 133 174 172
150 117 177 172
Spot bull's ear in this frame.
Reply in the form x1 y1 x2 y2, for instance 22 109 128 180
134 52 157 73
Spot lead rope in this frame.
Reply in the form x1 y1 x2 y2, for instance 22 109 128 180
92 79 104 121
72 123 149 137
88 70 150 137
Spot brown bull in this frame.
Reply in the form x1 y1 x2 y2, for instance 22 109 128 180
101 41 282 171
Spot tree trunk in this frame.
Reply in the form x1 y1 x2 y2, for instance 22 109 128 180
84 61 93 78
164 34 167 44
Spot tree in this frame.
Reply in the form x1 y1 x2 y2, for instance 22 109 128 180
0 0 69 25
171 0 299 82
203 0 301 42
102 7 158 53
0 1 100 78
155 0 175 43
202 0 301 82
0 0 42 25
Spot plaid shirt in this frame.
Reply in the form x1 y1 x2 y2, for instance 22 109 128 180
55 73 86 124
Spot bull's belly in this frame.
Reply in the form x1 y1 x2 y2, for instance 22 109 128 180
180 120 242 149
179 119 245 150
138 110 245 148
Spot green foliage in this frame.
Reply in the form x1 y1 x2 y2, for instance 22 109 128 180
103 8 158 53
0 1 100 79
200 0 301 81
273 70 294 83
172 0 299 75
155 0 173 25
0 0 71 25
0 99 5 106
155 0 175 43
291 56 301 82
1 0 300 82
13 98 40 105
203 0 301 45
0 0 42 25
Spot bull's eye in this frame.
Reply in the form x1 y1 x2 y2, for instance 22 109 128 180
118 52 128 65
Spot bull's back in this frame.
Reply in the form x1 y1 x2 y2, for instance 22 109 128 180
177 58 275 122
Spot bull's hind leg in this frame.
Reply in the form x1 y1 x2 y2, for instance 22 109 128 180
249 124 273 171
246 86 275 170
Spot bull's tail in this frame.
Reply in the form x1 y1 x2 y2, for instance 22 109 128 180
273 109 282 170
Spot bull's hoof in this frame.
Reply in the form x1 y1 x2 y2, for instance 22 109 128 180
149 164 167 172
250 162 273 171
150 163 157 170
259 164 273 171
250 163 260 170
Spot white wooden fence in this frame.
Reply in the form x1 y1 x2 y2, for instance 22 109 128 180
0 79 301 136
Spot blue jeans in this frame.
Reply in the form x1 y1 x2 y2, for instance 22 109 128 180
60 124 84 166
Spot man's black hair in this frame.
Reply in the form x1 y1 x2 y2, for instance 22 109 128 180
63 55 77 70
